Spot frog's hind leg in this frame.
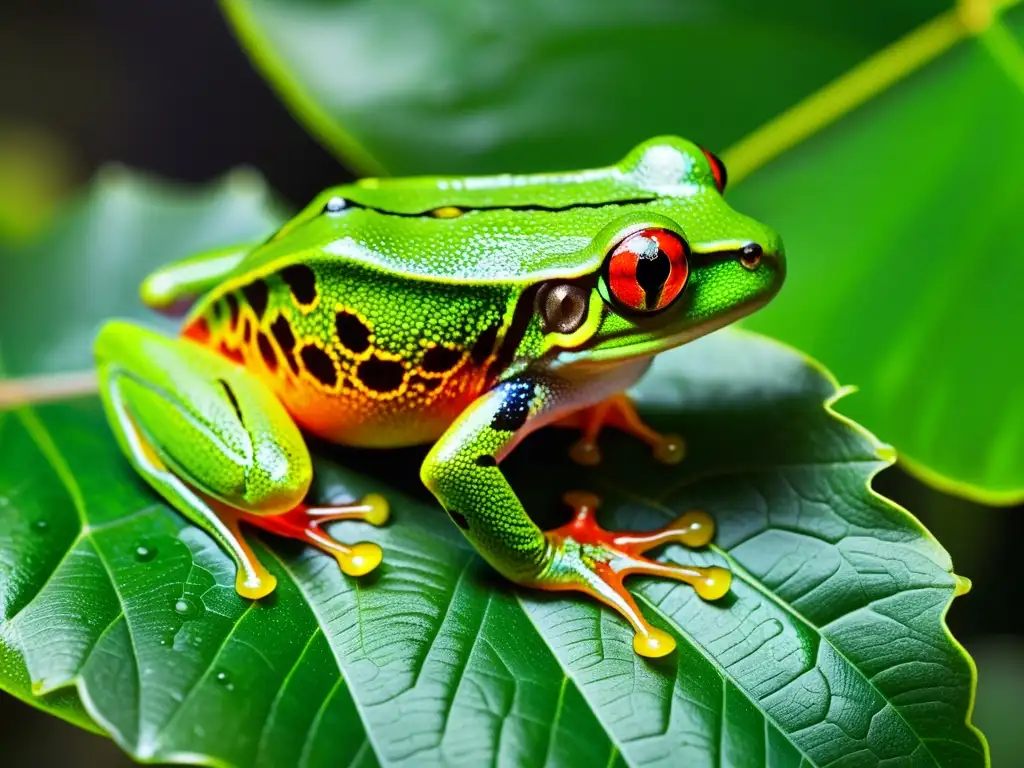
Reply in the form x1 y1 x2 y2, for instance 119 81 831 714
554 393 685 466
94 320 388 598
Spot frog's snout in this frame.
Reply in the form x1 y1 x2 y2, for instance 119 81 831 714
755 237 786 290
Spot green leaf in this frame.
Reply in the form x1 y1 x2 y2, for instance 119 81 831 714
218 0 1024 502
0 173 985 766
737 7 1024 504
218 0 945 176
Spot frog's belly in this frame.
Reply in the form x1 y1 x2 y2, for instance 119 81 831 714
264 355 490 448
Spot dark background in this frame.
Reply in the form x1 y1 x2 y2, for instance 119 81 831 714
2 2 1021 765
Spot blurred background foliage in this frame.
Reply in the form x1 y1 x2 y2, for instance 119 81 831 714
1 1 1022 765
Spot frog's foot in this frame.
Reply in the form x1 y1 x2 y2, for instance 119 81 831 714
554 394 684 466
531 491 730 658
240 494 390 583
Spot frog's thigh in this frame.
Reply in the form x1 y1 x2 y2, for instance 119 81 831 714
95 320 312 598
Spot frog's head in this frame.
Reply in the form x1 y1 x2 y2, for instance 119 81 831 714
539 136 785 366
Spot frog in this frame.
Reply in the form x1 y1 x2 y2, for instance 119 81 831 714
94 136 785 658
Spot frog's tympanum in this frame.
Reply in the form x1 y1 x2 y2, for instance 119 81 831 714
95 138 785 657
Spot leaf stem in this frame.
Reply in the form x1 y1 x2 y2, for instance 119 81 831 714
0 370 98 408
723 6 992 184
978 17 1024 94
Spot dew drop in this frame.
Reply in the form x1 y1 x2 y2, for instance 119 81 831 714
33 520 48 531
173 597 199 618
134 544 157 562
215 671 235 691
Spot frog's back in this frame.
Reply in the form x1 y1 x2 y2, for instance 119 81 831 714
178 136 722 445
223 135 720 285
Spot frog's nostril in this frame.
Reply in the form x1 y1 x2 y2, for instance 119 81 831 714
739 243 763 270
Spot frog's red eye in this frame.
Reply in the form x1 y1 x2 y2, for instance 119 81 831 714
605 228 689 313
700 147 728 193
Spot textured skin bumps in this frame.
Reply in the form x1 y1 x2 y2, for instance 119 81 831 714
184 258 542 447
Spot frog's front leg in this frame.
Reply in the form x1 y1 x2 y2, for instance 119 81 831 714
421 374 730 658
95 321 388 598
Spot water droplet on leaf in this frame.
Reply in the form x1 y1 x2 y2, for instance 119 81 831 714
173 597 200 618
215 671 234 691
134 544 156 562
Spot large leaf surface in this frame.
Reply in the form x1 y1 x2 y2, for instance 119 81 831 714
219 0 1024 502
219 0 944 176
0 173 985 765
736 6 1024 505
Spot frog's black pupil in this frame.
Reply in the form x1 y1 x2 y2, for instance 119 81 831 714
635 249 671 309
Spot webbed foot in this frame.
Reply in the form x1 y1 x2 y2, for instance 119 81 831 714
239 494 390 586
530 492 729 658
555 394 685 466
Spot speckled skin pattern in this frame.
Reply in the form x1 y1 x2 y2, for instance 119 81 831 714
94 137 785 656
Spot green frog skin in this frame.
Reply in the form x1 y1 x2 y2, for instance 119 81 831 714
94 137 785 658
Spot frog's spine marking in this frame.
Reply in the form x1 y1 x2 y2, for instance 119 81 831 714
257 331 278 372
297 339 342 392
270 314 299 373
421 344 463 374
225 293 241 329
334 309 373 356
281 264 318 311
321 195 658 219
356 357 406 395
243 280 270 319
